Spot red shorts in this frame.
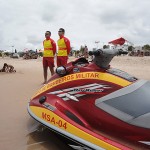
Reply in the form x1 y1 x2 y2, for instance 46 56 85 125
57 56 68 67
43 57 54 68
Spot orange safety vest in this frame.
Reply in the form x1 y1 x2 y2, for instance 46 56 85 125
43 40 54 57
57 38 67 56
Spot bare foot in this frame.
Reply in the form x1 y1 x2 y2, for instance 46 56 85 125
42 81 47 84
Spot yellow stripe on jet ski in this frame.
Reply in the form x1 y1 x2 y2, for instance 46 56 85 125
32 72 131 99
29 106 125 150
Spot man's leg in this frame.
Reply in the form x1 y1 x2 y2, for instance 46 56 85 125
49 66 54 76
57 57 61 67
43 58 48 84
43 66 48 84
47 58 55 76
57 57 67 67
61 57 68 66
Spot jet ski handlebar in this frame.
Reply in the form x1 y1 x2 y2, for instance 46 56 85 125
89 49 128 56
89 49 128 69
89 49 103 56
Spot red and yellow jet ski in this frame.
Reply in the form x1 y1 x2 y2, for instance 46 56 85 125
28 49 150 150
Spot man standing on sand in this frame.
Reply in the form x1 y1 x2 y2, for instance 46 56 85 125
43 31 56 84
84 45 88 59
57 28 70 67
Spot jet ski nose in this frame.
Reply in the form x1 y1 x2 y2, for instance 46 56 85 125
39 96 46 104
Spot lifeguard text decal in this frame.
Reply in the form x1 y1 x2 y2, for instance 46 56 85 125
32 72 131 99
49 83 111 101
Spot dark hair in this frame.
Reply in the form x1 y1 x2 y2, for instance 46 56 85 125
45 31 51 35
59 28 65 33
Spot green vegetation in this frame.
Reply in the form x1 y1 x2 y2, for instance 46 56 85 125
128 46 133 51
142 44 150 51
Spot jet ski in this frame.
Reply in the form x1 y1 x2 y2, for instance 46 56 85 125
28 49 150 150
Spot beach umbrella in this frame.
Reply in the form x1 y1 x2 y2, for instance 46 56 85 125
108 37 126 46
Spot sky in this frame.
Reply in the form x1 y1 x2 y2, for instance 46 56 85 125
0 0 150 52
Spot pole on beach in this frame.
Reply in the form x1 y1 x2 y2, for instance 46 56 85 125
95 41 100 49
12 45 14 53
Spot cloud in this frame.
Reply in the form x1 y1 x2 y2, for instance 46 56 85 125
0 0 150 51
27 35 42 45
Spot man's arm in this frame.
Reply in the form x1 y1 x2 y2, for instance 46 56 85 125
64 37 70 55
51 39 56 55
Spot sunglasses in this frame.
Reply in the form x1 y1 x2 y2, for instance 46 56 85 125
58 31 63 32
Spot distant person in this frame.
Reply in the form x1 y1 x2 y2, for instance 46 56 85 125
0 63 16 73
57 28 70 67
43 31 56 84
2 51 5 58
84 45 88 59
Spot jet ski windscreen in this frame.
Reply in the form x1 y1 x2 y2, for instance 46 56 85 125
96 80 150 128
103 81 150 118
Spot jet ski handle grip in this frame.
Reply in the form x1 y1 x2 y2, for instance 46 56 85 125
89 49 103 56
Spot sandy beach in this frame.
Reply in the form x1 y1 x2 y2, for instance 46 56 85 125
0 56 150 150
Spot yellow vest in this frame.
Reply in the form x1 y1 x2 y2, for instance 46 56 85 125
43 40 54 57
57 38 67 56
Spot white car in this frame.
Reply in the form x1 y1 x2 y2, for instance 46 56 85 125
11 53 19 58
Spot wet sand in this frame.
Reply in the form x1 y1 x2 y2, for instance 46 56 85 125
0 56 150 150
